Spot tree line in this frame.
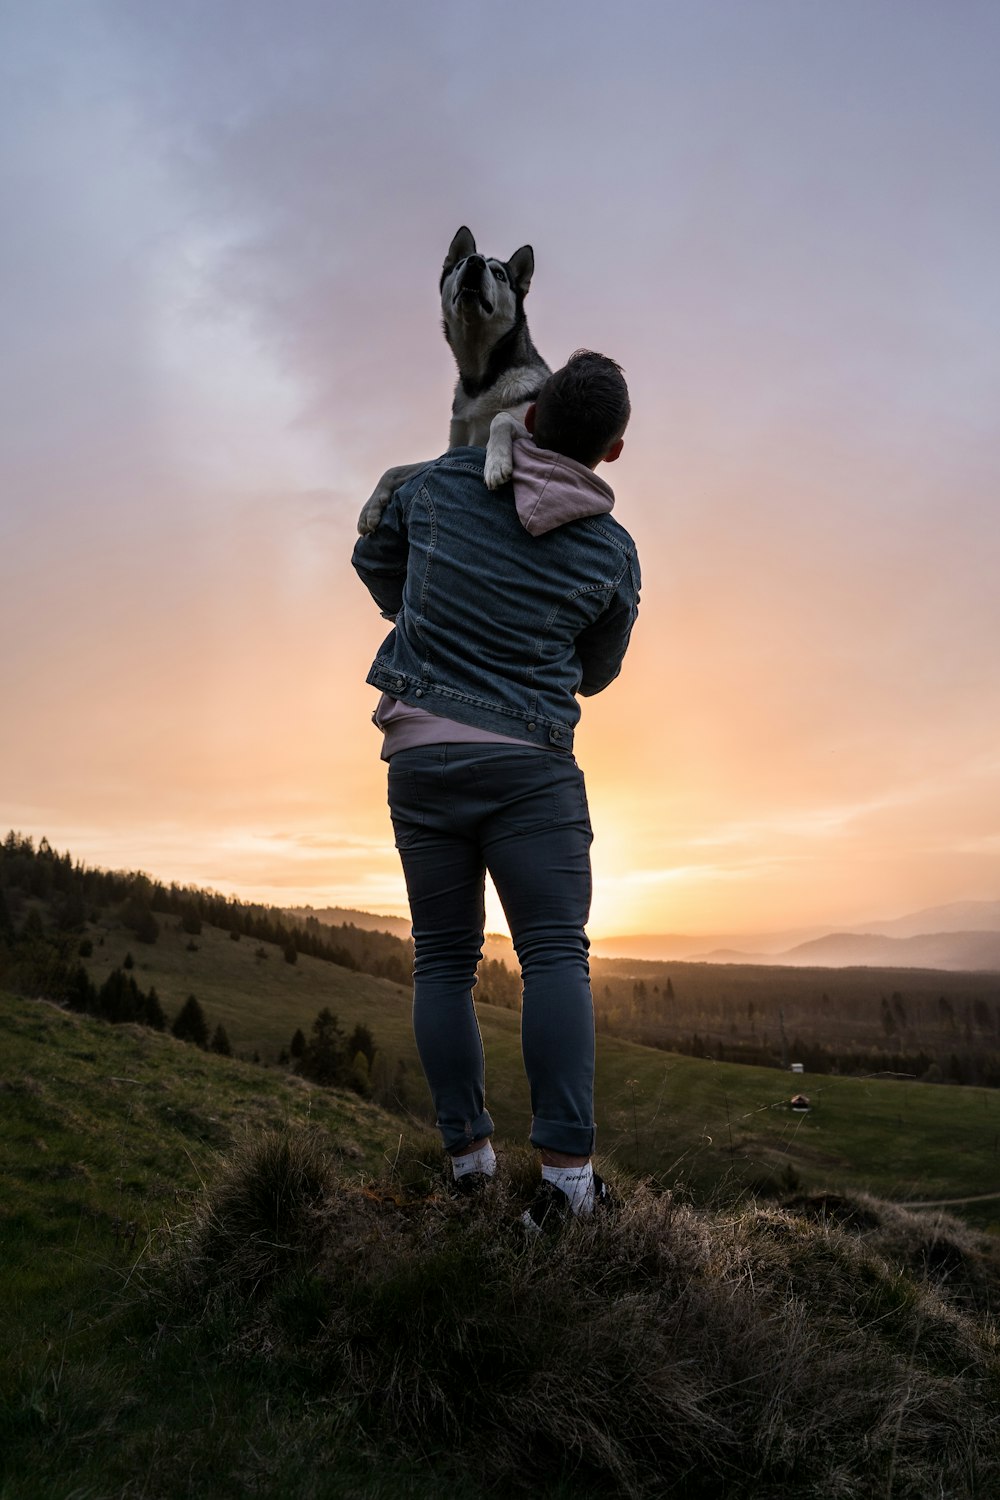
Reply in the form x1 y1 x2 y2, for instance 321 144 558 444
1 831 359 969
0 834 401 1108
0 831 522 1010
592 965 1000 1087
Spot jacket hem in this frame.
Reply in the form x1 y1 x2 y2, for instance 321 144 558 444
368 662 576 751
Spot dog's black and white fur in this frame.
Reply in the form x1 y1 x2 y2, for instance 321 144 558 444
357 226 550 535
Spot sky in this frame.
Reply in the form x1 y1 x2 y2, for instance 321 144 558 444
2 0 999 939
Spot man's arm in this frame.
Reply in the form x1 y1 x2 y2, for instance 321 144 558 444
351 491 410 619
576 554 641 697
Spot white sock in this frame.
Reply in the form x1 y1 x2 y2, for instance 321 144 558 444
541 1162 594 1217
450 1139 497 1181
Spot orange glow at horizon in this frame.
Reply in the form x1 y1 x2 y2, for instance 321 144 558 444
3 3 999 941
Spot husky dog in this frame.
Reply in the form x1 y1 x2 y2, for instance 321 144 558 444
357 226 550 534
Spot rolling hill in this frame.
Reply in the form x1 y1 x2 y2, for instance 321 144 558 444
66 914 1000 1224
591 899 1000 969
697 929 1000 970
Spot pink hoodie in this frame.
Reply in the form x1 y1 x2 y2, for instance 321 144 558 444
374 437 616 760
510 435 615 535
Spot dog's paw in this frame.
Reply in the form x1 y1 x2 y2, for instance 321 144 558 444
357 491 389 536
484 414 526 491
483 444 514 491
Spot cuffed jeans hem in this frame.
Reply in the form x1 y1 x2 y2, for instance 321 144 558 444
529 1117 596 1157
438 1110 495 1155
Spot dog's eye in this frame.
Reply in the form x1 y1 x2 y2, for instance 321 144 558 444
493 267 507 282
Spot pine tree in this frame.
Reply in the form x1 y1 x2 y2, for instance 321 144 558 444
298 1008 348 1086
210 1024 232 1056
347 1022 376 1064
289 1027 306 1059
179 902 202 936
350 1050 371 1097
172 994 209 1047
97 969 131 1023
121 883 159 944
66 965 97 1015
144 987 166 1031
134 908 160 944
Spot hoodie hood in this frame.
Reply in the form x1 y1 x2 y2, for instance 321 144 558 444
511 436 615 536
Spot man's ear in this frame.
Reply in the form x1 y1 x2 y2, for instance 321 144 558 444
602 437 624 464
523 403 537 435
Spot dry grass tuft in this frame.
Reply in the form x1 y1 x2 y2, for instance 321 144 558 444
156 1133 1000 1499
180 1127 337 1297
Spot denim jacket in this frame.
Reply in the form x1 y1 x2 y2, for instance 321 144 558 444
351 446 640 753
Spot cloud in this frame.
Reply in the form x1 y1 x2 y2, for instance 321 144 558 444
3 1 1000 931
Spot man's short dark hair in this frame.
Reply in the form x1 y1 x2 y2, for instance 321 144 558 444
531 350 631 467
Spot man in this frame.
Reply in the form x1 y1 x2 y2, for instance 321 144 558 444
352 351 639 1231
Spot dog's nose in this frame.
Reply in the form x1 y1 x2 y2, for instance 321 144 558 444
465 255 485 271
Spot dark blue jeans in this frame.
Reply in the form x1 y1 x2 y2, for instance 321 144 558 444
387 744 595 1157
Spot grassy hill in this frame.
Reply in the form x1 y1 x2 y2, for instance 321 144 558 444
2 989 999 1499
0 987 406 1330
80 914 1000 1228
0 989 431 1497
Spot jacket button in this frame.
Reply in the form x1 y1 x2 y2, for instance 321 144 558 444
415 689 423 698
395 677 405 689
527 721 536 731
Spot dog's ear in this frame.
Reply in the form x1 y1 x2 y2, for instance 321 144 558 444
507 244 534 297
444 226 477 274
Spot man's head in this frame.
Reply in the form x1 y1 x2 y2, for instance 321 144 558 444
525 350 630 468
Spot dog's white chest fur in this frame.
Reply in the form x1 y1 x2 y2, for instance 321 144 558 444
451 367 542 447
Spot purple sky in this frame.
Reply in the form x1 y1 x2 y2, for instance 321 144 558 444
2 1 999 934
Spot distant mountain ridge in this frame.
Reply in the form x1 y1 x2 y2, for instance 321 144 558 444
591 900 1000 971
289 901 1000 973
858 900 1000 939
696 930 1000 971
288 905 413 940
287 905 514 968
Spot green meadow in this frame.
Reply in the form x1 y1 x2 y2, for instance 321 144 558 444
3 985 999 1500
80 915 1000 1226
3 899 999 1499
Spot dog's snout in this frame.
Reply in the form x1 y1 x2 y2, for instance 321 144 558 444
465 255 485 271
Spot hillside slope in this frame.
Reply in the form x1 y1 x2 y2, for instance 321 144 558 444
3 1002 998 1500
70 919 1000 1225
